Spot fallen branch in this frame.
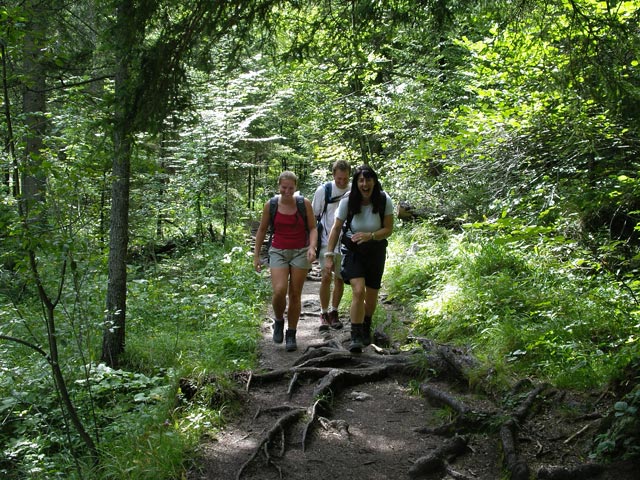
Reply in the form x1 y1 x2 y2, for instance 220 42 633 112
444 464 473 480
408 435 469 478
419 383 469 415
563 423 592 444
513 383 550 423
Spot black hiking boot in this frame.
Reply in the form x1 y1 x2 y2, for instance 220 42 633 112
349 323 363 353
362 315 372 346
285 329 297 352
329 310 343 330
273 319 284 344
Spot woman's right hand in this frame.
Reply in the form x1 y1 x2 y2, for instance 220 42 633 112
324 256 334 270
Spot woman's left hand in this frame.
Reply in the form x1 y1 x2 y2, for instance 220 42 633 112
352 232 371 244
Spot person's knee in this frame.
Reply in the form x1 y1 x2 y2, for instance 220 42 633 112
288 292 302 307
272 285 288 299
351 285 366 301
321 269 332 283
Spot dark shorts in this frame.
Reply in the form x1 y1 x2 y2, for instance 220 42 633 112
340 247 386 289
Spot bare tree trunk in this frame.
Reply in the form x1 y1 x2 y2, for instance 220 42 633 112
20 0 47 217
26 250 99 462
1 42 16 195
101 0 135 367
223 160 229 244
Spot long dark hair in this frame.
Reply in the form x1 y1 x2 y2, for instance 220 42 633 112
347 164 384 217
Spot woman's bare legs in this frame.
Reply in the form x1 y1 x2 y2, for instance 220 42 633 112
349 278 379 323
270 267 290 320
287 267 308 329
364 286 379 318
349 277 366 324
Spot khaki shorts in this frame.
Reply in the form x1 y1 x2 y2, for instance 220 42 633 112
318 246 343 280
269 247 311 270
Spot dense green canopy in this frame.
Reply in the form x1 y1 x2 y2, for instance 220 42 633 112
1 0 639 478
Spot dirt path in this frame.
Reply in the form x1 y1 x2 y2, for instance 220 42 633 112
188 269 637 480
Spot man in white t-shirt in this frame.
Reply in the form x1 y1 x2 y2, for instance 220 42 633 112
312 160 351 331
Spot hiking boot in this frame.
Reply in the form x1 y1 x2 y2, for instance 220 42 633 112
362 315 372 346
285 329 297 352
273 319 284 343
328 310 343 330
349 323 363 353
319 312 330 332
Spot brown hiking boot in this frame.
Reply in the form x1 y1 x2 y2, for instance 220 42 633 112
328 310 343 329
319 312 330 332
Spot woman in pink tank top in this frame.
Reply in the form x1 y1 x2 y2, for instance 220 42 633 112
253 171 317 352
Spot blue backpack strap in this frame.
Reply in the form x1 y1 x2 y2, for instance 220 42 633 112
317 182 332 221
324 182 332 207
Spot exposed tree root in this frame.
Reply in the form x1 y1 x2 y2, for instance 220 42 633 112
537 463 605 479
411 336 479 381
234 327 614 480
235 408 306 480
415 378 553 480
301 398 329 452
312 364 415 399
500 419 530 480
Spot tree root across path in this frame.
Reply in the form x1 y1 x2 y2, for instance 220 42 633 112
187 276 637 480
230 331 617 480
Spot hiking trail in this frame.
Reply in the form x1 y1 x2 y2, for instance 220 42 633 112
187 265 637 480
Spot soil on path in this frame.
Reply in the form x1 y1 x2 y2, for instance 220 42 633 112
187 268 638 480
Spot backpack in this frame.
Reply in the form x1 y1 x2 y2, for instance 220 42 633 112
267 195 309 251
317 182 346 252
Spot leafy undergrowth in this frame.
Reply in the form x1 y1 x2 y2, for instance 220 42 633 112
384 221 640 463
2 220 639 479
0 243 270 480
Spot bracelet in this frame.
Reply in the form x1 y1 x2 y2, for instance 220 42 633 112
324 252 335 257
371 231 376 240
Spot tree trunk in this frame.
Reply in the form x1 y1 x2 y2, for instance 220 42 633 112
26 250 99 462
223 160 229 244
101 0 135 367
1 42 16 195
20 0 47 217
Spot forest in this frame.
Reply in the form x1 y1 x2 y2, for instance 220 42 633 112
1 0 639 478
